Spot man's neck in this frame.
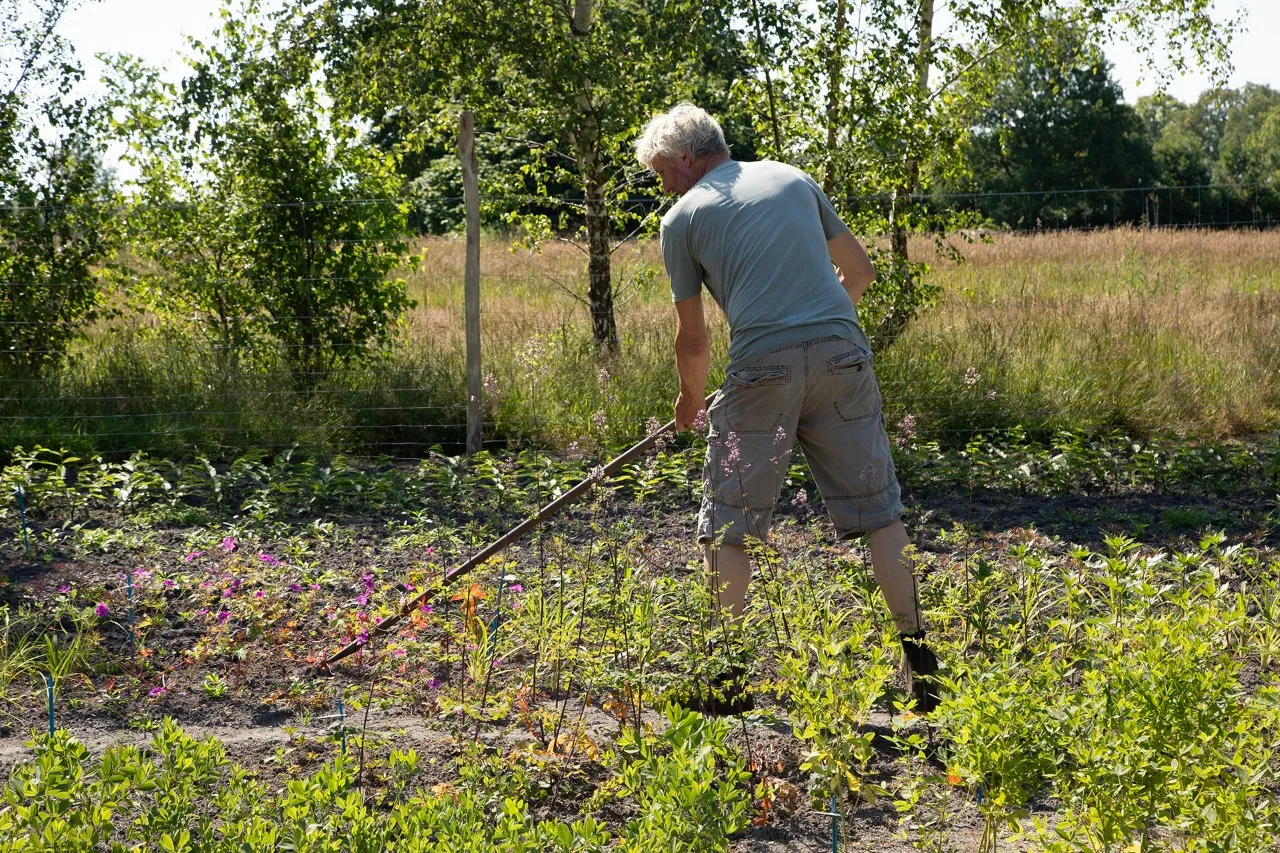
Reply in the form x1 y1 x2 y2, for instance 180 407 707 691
693 152 732 183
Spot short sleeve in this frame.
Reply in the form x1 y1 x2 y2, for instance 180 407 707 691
801 172 851 240
660 213 704 302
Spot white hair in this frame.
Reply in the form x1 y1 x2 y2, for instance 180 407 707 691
634 102 729 169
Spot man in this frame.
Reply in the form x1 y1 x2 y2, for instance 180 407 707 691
635 102 939 715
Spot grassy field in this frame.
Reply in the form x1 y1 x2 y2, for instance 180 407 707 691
4 227 1279 457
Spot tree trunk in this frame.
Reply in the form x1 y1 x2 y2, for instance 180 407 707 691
823 0 848 195
888 0 934 267
567 0 617 352
750 0 784 156
581 132 618 353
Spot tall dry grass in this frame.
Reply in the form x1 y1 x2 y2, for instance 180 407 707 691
6 227 1276 457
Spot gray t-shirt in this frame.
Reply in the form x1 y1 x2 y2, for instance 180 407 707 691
660 159 864 364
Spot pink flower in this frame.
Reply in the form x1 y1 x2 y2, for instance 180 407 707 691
403 582 415 591
425 546 436 557
591 410 607 432
94 602 110 618
419 603 434 615
132 569 152 582
58 585 70 594
254 590 264 598
220 537 237 552
355 593 369 607
163 579 175 589
506 584 523 594
149 685 167 698
310 583 321 590
693 409 708 431
184 551 204 563
355 630 370 646
791 489 809 508
257 553 282 566
393 648 407 658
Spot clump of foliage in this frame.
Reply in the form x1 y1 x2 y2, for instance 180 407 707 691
104 1 416 387
0 0 118 379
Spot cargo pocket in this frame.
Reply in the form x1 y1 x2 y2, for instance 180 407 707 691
828 348 879 422
721 365 789 434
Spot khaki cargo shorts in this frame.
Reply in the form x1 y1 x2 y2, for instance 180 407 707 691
697 334 903 545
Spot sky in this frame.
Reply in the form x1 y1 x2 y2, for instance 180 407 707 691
54 0 1280 105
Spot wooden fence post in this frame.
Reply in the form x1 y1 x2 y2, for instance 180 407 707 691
460 109 483 456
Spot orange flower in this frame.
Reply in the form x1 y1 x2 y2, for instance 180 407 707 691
450 583 486 624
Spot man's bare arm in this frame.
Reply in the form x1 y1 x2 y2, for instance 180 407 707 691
828 230 877 306
673 294 710 431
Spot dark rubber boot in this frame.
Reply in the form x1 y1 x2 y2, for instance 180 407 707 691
900 631 941 715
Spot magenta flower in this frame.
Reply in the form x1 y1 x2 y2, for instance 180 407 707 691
426 678 442 691
393 648 407 658
310 583 321 590
184 551 204 563
163 579 175 589
254 590 265 598
148 685 167 698
355 593 369 607
220 537 237 552
58 585 70 594
94 602 110 618
403 582 415 591
419 603 434 615
216 610 230 624
425 546 436 557
257 553 282 566
506 584 524 594
355 630 370 646
288 583 303 593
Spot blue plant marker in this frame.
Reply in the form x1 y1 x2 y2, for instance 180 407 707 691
338 697 346 755
126 571 136 659
976 782 984 804
487 577 507 660
15 486 30 556
45 673 54 735
830 793 839 853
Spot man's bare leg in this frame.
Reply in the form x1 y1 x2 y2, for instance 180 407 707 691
866 519 923 635
866 519 940 712
702 542 751 623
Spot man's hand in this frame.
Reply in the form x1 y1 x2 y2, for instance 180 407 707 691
674 390 706 432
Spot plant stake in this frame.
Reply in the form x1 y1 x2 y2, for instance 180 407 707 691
16 486 30 556
45 673 55 735
126 571 136 660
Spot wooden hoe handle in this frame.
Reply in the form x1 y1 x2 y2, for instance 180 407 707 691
315 393 716 671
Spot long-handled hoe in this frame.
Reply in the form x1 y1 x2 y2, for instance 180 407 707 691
313 394 716 673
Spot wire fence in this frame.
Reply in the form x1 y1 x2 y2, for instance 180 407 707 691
1 182 1278 460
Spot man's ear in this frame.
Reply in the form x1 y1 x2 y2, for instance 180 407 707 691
680 149 694 167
